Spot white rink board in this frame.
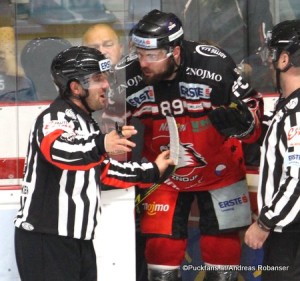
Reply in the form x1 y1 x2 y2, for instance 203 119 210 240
0 103 49 158
0 103 49 186
94 187 136 281
0 190 21 281
0 186 136 281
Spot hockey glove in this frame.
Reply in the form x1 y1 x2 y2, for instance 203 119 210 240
208 100 255 139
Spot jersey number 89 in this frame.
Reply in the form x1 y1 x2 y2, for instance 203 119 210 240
160 99 184 116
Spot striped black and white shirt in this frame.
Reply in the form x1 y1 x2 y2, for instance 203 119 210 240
258 89 300 232
14 97 159 240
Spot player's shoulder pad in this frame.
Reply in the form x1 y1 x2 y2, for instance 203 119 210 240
115 53 138 71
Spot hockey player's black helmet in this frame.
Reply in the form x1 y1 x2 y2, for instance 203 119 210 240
51 46 111 95
267 20 300 66
131 9 184 50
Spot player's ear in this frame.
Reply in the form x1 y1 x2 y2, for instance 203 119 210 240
172 46 181 60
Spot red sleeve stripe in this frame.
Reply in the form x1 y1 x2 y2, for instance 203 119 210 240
40 130 103 171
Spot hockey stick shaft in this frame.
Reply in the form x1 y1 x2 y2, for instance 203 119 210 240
135 114 179 207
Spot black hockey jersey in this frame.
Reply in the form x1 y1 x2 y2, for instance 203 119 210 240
117 40 262 192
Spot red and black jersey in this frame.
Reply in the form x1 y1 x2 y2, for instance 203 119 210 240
14 97 159 240
118 40 263 192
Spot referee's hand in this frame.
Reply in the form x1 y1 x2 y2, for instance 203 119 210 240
155 150 174 177
104 125 137 154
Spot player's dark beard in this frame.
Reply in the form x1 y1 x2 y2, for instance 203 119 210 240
142 57 176 85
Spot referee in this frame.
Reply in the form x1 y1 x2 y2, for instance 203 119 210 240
14 46 173 281
245 20 300 281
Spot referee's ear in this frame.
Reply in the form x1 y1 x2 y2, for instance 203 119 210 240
69 80 82 97
277 52 290 71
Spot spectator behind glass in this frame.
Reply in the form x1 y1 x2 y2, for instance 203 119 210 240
82 23 124 66
83 24 127 134
0 26 36 102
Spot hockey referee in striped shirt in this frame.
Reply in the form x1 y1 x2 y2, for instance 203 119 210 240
14 46 174 281
245 20 300 281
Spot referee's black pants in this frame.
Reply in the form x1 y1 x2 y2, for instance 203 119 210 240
15 227 97 281
262 231 300 281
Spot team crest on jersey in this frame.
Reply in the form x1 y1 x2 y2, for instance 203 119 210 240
126 86 155 107
154 135 207 189
195 45 227 59
174 142 206 172
170 142 207 189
